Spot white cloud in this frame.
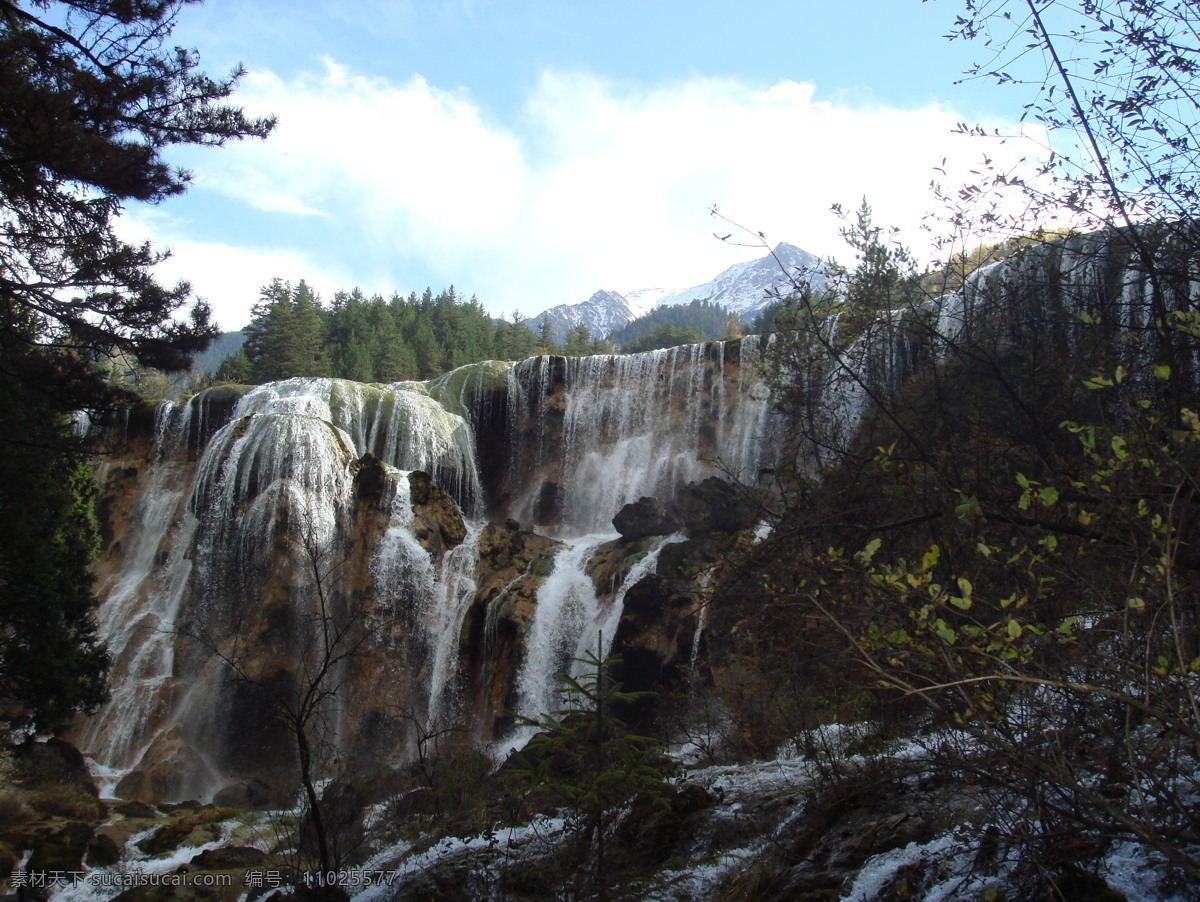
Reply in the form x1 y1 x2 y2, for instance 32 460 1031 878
145 62 1052 327
115 211 357 331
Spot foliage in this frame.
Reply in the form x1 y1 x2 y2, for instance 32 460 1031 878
225 282 553 384
0 0 272 394
0 343 108 737
511 644 673 901
563 322 605 357
0 0 269 736
608 300 738 351
806 359 1200 882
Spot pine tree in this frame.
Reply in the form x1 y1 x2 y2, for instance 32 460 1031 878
0 0 271 734
215 347 252 384
0 0 274 393
289 280 330 377
512 639 671 901
537 315 556 353
565 324 595 357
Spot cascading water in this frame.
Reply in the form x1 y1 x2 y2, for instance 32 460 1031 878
80 341 784 795
498 532 686 758
78 402 200 793
424 521 483 727
506 340 783 533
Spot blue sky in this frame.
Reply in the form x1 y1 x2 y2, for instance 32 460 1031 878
121 0 1055 330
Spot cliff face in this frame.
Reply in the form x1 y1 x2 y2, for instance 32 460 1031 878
76 339 781 802
78 227 1200 805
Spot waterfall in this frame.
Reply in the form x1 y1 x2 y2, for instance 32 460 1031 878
80 340 782 794
498 531 686 758
424 521 483 727
370 471 436 612
507 341 781 533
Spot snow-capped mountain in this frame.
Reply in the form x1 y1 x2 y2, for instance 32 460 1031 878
650 242 826 318
623 287 672 318
526 242 826 341
524 289 636 345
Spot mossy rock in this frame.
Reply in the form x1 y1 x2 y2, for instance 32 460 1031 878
115 800 160 819
86 832 122 867
27 784 105 820
138 806 234 856
27 822 95 872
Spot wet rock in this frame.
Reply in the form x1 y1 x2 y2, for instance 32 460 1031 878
613 497 679 540
137 806 233 856
115 728 216 804
115 800 160 818
189 846 266 870
86 833 122 867
671 476 762 535
409 470 467 553
17 739 99 798
350 452 389 503
212 779 275 810
27 821 94 873
612 477 763 541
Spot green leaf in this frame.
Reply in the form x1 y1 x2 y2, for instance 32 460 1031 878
955 495 981 518
1038 486 1059 506
858 537 882 562
1006 619 1022 639
920 545 940 572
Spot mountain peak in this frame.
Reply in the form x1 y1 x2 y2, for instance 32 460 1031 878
525 241 828 342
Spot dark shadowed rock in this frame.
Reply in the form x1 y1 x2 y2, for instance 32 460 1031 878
612 496 679 540
672 477 761 535
190 845 266 870
613 478 762 540
409 470 467 552
213 778 276 810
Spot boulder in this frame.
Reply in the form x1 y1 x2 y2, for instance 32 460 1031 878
612 497 679 540
671 476 761 535
612 477 763 540
409 470 467 552
212 778 276 810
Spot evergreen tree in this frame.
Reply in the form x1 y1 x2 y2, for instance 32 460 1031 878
537 314 556 352
0 0 273 397
215 346 252 384
370 300 416 381
622 322 706 353
0 0 270 734
244 278 296 383
513 641 671 900
408 316 444 379
0 341 108 735
565 323 596 357
289 280 330 377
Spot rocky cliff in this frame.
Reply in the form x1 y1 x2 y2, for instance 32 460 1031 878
75 338 783 804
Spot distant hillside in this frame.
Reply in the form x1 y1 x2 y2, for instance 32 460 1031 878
525 242 827 344
608 300 737 351
649 242 826 318
192 331 246 374
524 290 635 345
